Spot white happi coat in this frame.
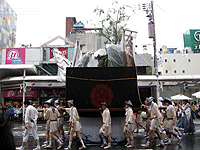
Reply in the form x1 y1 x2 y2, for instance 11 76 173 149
56 105 64 127
100 108 111 135
163 105 176 130
124 107 136 132
65 106 82 131
44 106 59 132
149 102 162 130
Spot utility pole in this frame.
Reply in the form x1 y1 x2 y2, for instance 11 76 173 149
140 0 159 102
150 0 160 102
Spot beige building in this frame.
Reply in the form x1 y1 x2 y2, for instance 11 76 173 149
158 53 200 75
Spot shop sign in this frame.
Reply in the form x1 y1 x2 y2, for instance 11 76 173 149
3 89 38 98
6 48 26 64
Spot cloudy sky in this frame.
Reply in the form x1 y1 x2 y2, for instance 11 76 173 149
6 0 200 55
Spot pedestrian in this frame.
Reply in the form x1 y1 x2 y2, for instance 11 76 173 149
55 99 65 141
42 102 52 149
162 98 182 145
123 100 136 148
16 100 41 150
99 101 112 149
63 100 86 150
0 112 16 150
178 100 195 134
135 110 146 133
44 98 64 149
141 97 164 148
5 105 14 121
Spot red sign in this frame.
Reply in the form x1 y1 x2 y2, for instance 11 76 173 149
3 90 38 98
6 48 25 64
50 47 68 59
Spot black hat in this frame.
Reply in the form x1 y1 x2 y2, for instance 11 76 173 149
183 99 189 103
24 100 32 105
125 100 133 106
164 97 172 104
55 99 60 104
67 100 74 105
145 97 153 104
101 101 108 106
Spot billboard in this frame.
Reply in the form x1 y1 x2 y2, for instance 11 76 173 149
183 29 200 50
50 47 68 59
6 48 25 64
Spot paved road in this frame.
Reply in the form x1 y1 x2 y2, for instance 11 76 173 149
13 119 200 150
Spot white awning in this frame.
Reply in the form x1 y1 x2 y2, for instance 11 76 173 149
0 64 37 78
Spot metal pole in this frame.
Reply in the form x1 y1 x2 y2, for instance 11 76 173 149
151 0 160 103
22 69 26 122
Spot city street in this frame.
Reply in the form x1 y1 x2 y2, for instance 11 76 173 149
13 119 200 150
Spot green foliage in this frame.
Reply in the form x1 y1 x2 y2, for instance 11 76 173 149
94 0 131 45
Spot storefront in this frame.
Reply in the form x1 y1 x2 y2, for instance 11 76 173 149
39 88 66 105
3 89 38 106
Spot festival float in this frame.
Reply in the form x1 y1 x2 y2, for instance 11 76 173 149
53 29 142 144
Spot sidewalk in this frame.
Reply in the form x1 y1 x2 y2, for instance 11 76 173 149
193 118 200 125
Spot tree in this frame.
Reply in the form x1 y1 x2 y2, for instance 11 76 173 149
94 0 131 45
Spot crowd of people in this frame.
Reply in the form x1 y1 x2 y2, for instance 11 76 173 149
0 96 198 150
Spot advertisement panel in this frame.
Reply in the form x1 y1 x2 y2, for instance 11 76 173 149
6 48 26 64
3 89 38 98
50 47 68 59
190 29 200 50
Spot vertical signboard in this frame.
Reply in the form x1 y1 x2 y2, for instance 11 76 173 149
6 48 25 64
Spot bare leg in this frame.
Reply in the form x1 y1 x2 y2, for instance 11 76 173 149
123 130 129 139
76 131 83 141
36 139 40 146
99 132 105 140
46 130 49 142
128 131 134 142
50 132 58 141
147 130 154 142
69 130 75 142
155 128 162 140
22 142 26 147
107 135 111 143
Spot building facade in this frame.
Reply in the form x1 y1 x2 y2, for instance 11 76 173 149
0 0 17 48
158 53 200 75
66 17 106 53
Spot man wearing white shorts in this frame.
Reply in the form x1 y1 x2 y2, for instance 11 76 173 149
16 100 41 150
141 97 164 148
44 98 64 149
99 101 112 149
123 100 136 148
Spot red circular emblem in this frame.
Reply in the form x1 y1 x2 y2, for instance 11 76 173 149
90 84 113 108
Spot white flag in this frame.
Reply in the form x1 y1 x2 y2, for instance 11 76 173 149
72 41 82 67
20 85 22 92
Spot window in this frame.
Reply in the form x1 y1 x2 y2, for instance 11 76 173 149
165 70 168 73
183 70 185 73
174 70 176 73
188 59 191 62
173 59 176 62
165 59 167 62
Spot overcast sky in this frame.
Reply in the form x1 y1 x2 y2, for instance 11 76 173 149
6 0 200 55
